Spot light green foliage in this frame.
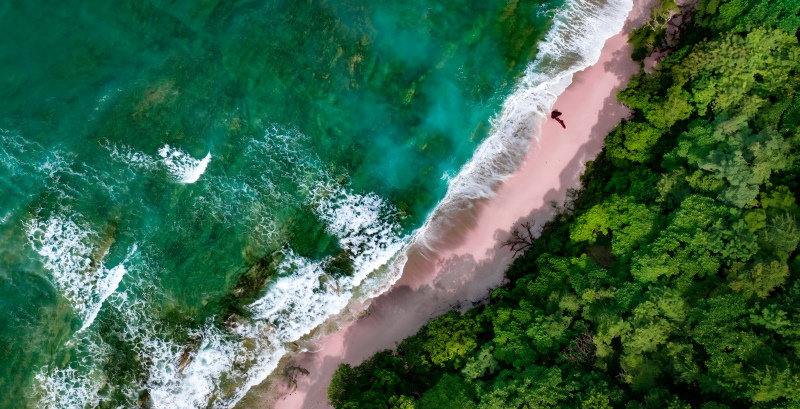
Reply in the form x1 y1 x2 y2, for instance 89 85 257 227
617 292 691 390
728 260 789 298
568 255 608 294
424 311 480 368
761 186 800 217
388 395 417 409
696 0 800 34
525 253 571 297
627 0 679 61
593 313 631 360
580 390 612 409
681 29 800 119
489 300 570 370
675 117 792 207
645 85 695 130
656 169 692 207
462 345 499 380
631 195 733 282
475 367 573 409
571 195 659 258
749 304 792 332
762 213 800 262
606 121 664 164
750 365 800 402
666 396 693 409
686 169 726 195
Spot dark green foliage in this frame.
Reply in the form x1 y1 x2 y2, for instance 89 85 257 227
329 5 800 409
628 0 680 61
694 0 800 35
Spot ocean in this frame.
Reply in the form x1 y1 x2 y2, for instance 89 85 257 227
0 0 630 407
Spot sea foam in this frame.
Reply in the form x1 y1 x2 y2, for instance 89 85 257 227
25 215 133 332
225 0 634 404
105 142 211 183
51 129 409 409
158 144 212 183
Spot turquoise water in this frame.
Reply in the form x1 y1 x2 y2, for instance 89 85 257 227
0 0 633 407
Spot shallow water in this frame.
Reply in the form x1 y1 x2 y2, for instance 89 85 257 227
0 0 569 407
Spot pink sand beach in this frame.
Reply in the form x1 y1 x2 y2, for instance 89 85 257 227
266 1 657 407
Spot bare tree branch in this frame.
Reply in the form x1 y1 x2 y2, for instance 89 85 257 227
502 221 537 257
563 331 595 366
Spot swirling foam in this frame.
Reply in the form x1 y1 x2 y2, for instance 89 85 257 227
25 215 133 332
158 144 212 183
105 142 211 183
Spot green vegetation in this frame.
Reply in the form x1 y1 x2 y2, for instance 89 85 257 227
327 1 800 407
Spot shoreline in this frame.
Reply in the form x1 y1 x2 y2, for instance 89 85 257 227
255 1 657 407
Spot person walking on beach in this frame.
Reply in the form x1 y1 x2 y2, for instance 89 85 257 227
551 109 566 129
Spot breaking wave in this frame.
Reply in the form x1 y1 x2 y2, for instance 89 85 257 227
25 215 134 333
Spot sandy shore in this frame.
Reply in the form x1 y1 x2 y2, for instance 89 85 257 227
265 2 656 407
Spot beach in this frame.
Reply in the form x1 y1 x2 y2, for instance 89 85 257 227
267 1 657 407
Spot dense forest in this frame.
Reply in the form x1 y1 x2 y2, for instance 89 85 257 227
326 0 800 407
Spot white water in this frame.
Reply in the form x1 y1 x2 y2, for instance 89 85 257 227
92 184 408 409
106 142 212 183
227 0 636 404
33 126 409 409
329 0 635 307
25 215 133 332
158 144 212 183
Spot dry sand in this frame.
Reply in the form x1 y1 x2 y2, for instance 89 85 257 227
269 1 657 407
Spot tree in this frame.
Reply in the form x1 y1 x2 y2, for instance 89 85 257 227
728 260 790 298
423 311 480 369
571 195 659 259
606 121 664 164
417 374 476 409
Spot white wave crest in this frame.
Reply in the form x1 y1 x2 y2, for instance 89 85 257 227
25 215 133 332
104 142 211 183
123 187 406 409
140 1 636 403
146 324 241 409
315 189 406 283
158 144 211 183
29 1 634 403
106 142 157 170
